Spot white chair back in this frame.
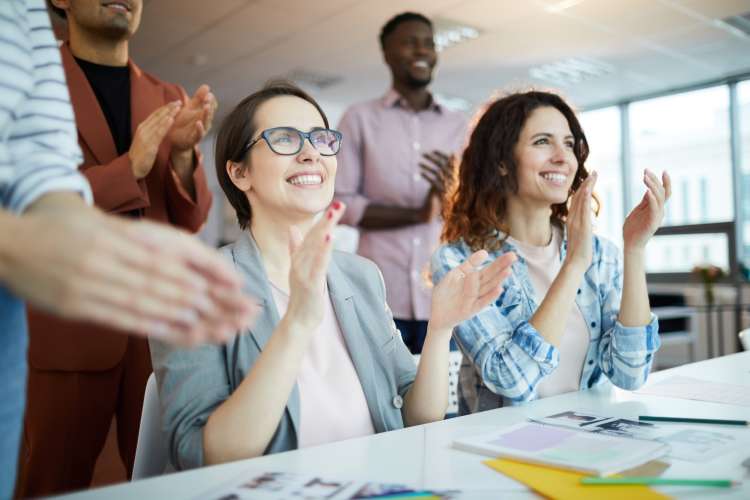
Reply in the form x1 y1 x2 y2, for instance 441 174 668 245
413 350 463 415
132 373 167 480
739 329 750 351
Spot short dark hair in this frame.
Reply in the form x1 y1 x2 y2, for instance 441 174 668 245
215 80 330 230
379 12 432 49
46 0 66 19
442 91 593 251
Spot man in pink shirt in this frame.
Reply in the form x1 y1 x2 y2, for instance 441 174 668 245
335 12 467 353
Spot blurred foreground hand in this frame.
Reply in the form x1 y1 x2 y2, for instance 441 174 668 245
0 193 259 347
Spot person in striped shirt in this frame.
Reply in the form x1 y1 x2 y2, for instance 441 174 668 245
431 91 671 414
0 2 257 496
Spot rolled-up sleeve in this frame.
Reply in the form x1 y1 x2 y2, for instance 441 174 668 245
149 338 231 470
334 107 370 226
431 244 559 403
595 239 660 390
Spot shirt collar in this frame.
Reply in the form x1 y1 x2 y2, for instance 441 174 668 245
381 88 444 113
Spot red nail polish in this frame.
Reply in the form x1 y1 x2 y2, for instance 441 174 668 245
332 201 341 210
327 210 333 220
325 234 331 242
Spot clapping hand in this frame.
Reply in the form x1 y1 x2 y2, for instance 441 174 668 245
418 150 454 223
285 201 346 330
429 250 516 332
12 194 260 347
168 84 218 153
564 171 598 272
623 169 671 252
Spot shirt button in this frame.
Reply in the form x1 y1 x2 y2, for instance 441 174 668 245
588 359 594 365
411 270 418 280
577 289 581 295
413 173 421 182
590 321 596 328
413 141 421 151
413 237 421 245
392 395 404 409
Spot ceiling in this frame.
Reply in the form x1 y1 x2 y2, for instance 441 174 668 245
124 0 750 123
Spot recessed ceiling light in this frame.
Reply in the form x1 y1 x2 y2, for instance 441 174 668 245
432 17 481 52
545 0 586 14
284 69 342 90
188 54 208 66
529 57 614 86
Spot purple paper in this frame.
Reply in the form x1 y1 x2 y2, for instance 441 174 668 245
490 425 573 452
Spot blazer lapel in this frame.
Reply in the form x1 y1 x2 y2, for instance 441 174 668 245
60 43 116 164
230 233 301 438
327 258 386 431
129 60 164 152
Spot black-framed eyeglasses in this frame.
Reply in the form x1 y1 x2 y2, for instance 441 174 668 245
240 126 343 158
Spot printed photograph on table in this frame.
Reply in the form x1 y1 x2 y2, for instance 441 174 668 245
206 471 434 500
543 411 614 427
590 419 659 439
532 411 750 461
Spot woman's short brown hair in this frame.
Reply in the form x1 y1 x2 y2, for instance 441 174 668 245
441 90 592 251
215 80 330 230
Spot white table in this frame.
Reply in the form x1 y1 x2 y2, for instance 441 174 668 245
58 352 750 499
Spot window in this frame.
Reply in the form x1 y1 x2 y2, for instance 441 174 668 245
579 107 622 245
630 86 732 274
738 80 750 264
646 233 729 274
630 86 732 224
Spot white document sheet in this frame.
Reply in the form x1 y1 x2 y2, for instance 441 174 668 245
636 376 750 406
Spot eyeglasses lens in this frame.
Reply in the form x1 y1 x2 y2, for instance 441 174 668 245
309 129 340 155
266 128 302 155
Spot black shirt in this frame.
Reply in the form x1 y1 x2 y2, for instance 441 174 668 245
75 57 132 156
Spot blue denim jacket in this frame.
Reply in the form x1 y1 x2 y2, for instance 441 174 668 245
431 231 660 414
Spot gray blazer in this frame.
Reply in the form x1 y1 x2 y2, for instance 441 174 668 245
149 233 418 471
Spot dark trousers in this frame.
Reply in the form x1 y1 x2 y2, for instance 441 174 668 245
394 318 428 354
394 318 457 354
15 336 151 498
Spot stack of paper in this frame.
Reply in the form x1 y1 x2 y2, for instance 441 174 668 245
453 422 669 476
635 376 750 406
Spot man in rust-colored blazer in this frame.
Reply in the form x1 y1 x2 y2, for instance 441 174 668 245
16 1 216 496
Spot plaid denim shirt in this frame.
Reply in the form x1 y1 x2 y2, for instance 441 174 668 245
431 231 660 414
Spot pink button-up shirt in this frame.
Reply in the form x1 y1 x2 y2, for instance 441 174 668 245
335 90 467 320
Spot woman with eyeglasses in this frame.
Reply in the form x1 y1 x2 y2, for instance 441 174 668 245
432 91 671 414
149 81 515 469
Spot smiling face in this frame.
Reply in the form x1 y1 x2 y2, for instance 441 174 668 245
511 106 578 209
231 95 337 224
382 20 437 89
55 0 142 39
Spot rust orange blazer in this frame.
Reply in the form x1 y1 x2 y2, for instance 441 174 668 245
26 43 213 372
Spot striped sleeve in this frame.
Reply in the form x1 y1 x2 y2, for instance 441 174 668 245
0 0 91 213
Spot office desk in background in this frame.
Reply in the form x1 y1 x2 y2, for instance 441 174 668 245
56 352 750 500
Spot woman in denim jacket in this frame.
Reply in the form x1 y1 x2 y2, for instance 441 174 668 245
431 91 671 414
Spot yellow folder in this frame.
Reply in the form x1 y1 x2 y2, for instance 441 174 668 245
484 458 671 500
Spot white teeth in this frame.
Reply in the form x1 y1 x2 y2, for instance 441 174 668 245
287 174 323 186
413 61 429 69
542 173 566 184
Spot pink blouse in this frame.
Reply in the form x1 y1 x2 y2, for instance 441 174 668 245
269 283 375 448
